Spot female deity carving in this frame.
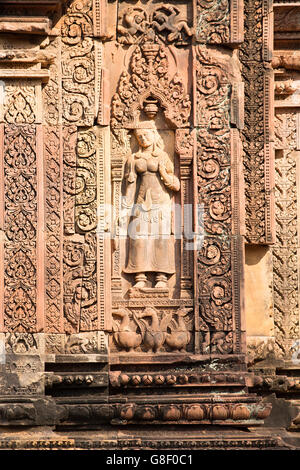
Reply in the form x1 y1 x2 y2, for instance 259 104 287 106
122 123 180 289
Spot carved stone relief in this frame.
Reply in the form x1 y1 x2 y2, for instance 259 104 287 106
0 0 273 435
273 111 300 358
117 2 193 45
240 0 275 244
3 125 37 332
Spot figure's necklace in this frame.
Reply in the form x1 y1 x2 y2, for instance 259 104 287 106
140 150 152 159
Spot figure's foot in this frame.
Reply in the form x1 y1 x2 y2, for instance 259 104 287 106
154 273 168 289
133 273 147 289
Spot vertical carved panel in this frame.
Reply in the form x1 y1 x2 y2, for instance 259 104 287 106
61 0 95 127
3 125 37 332
43 37 61 127
240 0 275 244
96 128 111 330
63 240 84 334
4 81 36 124
196 0 243 46
75 129 97 331
110 129 130 298
44 127 63 333
195 44 243 354
176 128 195 298
196 0 230 44
63 125 77 235
273 112 299 358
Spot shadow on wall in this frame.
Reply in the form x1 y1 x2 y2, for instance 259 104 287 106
245 245 270 266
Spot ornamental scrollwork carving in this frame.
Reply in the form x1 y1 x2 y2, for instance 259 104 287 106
61 0 93 44
273 112 299 358
111 37 191 129
240 0 274 244
196 0 230 44
4 83 36 124
44 127 63 333
3 125 37 332
75 129 97 233
61 0 96 127
195 46 232 337
63 241 84 334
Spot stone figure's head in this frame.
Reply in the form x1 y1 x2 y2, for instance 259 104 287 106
133 121 164 151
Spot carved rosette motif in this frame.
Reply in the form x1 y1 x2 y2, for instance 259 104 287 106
273 112 299 358
3 125 37 332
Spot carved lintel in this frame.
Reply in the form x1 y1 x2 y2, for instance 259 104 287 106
272 51 300 71
0 69 50 83
0 17 51 35
0 0 64 9
117 3 193 46
0 50 56 66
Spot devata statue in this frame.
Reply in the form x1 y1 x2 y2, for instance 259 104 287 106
122 122 180 290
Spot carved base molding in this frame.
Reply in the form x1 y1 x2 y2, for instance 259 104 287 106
0 431 287 450
0 394 271 427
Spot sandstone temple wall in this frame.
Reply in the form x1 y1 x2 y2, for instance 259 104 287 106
0 0 298 450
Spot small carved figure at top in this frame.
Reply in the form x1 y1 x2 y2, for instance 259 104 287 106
117 4 193 45
117 7 147 44
151 6 193 44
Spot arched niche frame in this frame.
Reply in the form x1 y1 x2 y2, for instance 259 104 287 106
110 37 196 303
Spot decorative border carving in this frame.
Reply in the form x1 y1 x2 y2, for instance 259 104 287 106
44 126 63 333
240 0 275 244
3 125 37 332
110 40 191 128
273 111 299 358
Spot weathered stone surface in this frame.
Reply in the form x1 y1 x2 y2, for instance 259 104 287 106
245 246 274 337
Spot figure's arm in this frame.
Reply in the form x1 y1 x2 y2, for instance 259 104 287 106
122 156 137 208
159 154 180 192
